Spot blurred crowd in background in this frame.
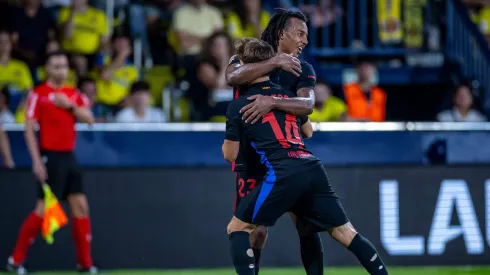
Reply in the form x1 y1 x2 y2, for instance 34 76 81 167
0 0 488 124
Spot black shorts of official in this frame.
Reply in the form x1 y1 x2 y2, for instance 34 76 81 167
36 150 84 200
234 164 349 231
234 171 264 213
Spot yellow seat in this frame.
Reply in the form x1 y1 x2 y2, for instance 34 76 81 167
209 115 226 122
167 29 181 55
143 65 174 106
176 97 191 122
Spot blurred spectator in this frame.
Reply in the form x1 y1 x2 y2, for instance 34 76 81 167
9 0 56 68
145 0 182 22
208 0 233 10
42 0 70 8
93 35 139 111
172 0 224 56
226 0 270 39
300 0 342 28
0 87 15 123
129 0 182 64
0 30 34 94
478 5 490 43
115 80 166 123
58 0 109 76
309 80 346 122
34 40 78 86
91 0 128 11
191 32 233 121
437 84 487 122
78 77 111 122
343 62 386 122
468 2 490 43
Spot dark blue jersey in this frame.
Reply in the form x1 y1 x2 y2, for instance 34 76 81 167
228 56 317 174
225 81 320 181
229 55 316 98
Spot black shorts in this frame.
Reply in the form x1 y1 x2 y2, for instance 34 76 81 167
234 171 263 213
36 151 84 200
234 164 349 231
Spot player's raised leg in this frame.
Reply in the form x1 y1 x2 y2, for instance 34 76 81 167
301 166 389 275
329 223 388 275
289 213 324 275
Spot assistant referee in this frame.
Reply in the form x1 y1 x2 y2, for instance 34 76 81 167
7 51 97 274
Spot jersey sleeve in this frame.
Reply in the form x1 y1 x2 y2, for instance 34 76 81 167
225 99 243 141
25 91 40 120
76 90 90 107
298 115 309 125
297 62 316 91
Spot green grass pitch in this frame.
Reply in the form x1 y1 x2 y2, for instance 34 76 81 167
1 267 489 275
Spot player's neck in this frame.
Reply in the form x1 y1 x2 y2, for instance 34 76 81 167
276 47 294 57
0 54 10 65
250 76 270 84
276 48 288 55
46 79 64 89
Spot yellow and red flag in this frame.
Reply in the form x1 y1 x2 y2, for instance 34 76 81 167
42 184 68 244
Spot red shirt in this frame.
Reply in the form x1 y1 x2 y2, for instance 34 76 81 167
25 83 89 152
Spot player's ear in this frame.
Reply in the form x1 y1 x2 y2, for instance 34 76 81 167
279 30 284 40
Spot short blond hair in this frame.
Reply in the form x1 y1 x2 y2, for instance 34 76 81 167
234 38 275 64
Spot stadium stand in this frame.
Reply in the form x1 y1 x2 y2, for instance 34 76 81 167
0 0 488 123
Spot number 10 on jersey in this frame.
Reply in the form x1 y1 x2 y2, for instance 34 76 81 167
262 112 304 148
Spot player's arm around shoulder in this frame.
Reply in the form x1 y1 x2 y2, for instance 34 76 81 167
239 62 316 123
225 53 301 86
274 61 317 115
222 98 245 162
292 61 317 113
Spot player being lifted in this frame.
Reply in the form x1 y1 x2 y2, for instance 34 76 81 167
225 9 324 275
223 39 389 275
